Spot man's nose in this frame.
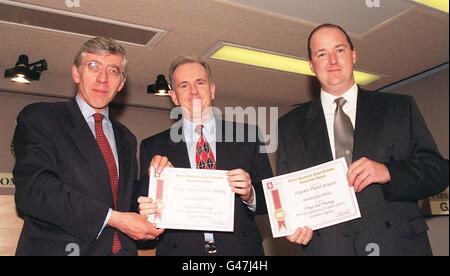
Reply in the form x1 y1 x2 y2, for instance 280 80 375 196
96 68 108 83
189 84 199 95
329 53 338 64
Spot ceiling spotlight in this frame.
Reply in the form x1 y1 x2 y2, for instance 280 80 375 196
147 74 171 96
4 55 48 84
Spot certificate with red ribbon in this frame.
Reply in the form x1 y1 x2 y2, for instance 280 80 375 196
262 158 361 238
147 167 235 232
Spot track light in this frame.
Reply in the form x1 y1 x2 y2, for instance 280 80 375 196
147 74 171 96
4 55 48 84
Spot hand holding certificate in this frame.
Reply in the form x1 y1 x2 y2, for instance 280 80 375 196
147 167 235 232
262 158 361 238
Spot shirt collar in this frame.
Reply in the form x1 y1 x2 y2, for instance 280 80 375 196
75 94 110 123
182 114 216 140
320 83 358 111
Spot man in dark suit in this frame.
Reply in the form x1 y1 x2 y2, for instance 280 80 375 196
12 37 163 256
136 56 273 256
278 23 449 255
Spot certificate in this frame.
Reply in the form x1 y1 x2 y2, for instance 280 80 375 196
147 167 235 232
262 158 361 238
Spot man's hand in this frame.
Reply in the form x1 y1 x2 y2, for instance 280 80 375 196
149 155 173 177
286 226 313 245
137 197 158 217
108 211 164 241
227 169 254 203
348 157 391 192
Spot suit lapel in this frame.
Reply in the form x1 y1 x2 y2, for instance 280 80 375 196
353 88 385 161
215 120 231 170
166 118 228 169
112 121 131 208
301 98 333 166
66 100 113 205
167 132 191 169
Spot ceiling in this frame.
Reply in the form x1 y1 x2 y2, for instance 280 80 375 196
0 0 448 110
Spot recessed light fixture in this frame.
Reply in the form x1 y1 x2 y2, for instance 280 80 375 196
413 0 448 13
207 43 383 86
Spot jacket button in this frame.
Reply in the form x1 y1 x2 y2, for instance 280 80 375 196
385 221 391 228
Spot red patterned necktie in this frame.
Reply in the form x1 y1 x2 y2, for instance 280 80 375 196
94 113 122 254
195 125 216 170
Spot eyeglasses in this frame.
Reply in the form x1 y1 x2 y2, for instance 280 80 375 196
81 60 123 79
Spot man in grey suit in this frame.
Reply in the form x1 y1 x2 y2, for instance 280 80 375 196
278 23 448 255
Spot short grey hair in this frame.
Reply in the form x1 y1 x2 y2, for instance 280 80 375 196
73 36 128 77
168 56 212 87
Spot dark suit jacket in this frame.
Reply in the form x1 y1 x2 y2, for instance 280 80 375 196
136 120 273 256
278 88 448 256
13 99 138 256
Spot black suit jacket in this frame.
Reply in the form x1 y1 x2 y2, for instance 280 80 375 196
278 88 448 256
136 120 273 256
13 99 138 256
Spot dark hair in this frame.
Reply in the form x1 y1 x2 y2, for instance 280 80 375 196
307 23 354 59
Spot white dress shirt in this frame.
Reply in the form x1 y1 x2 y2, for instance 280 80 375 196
76 95 116 238
182 116 256 211
320 83 358 160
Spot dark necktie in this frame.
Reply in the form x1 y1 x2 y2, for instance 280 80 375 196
94 113 122 254
195 125 216 170
334 97 354 166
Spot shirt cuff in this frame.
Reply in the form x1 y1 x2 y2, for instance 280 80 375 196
243 187 256 212
97 208 113 239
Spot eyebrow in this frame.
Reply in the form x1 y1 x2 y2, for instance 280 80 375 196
86 59 121 67
314 44 349 55
335 44 348 49
177 78 208 84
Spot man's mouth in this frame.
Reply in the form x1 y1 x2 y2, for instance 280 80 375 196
92 88 108 93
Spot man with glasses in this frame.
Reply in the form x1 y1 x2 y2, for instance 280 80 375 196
12 37 163 256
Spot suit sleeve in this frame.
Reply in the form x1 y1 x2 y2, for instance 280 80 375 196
251 128 274 215
133 138 157 202
13 108 110 243
276 128 289 176
383 97 449 201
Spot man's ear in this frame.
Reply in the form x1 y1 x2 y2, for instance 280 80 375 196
210 83 216 101
308 61 316 75
170 90 179 106
352 49 357 65
72 65 80 84
117 77 126 93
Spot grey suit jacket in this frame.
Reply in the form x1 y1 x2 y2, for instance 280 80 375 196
277 88 448 256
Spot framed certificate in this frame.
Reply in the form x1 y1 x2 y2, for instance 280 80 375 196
262 158 361 237
147 167 235 232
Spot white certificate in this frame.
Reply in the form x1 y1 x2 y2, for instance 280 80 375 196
147 167 235 232
262 158 361 238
